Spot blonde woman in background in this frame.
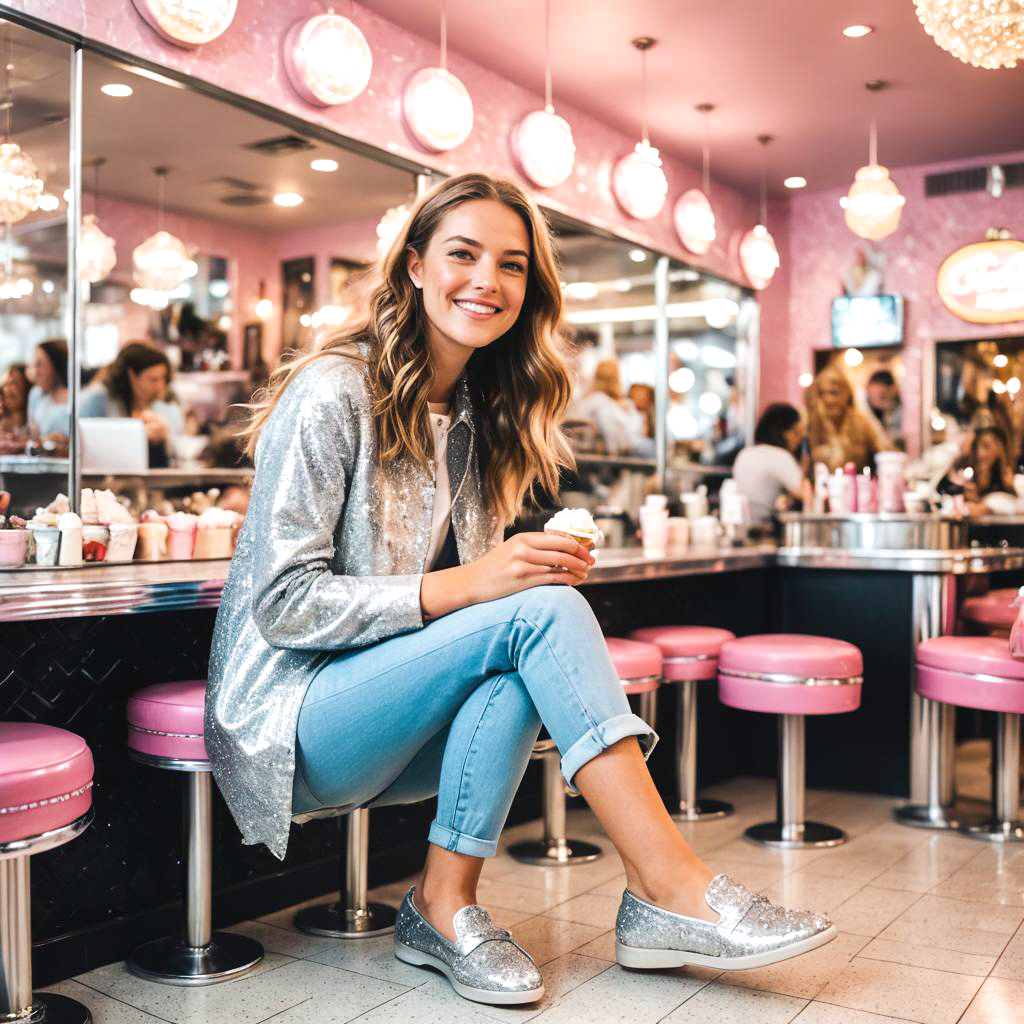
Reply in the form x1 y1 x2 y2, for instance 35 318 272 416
806 364 887 471
578 358 652 455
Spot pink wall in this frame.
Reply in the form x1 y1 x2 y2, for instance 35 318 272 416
768 149 1024 455
17 1 762 278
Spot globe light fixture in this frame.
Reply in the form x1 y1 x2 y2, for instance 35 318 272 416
840 83 905 241
78 213 117 283
403 5 473 151
913 0 1024 69
284 13 373 106
612 38 668 220
740 135 780 290
133 168 190 296
673 103 717 254
0 142 43 223
131 0 238 48
511 0 576 188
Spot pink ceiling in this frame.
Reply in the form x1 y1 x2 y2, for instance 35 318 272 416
360 0 1024 195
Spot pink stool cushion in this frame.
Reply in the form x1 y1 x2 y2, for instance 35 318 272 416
962 589 1018 629
0 722 94 844
605 637 662 693
628 626 735 681
718 634 863 716
916 636 1024 713
126 680 208 762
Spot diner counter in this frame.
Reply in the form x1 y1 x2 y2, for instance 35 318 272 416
4 541 1023 622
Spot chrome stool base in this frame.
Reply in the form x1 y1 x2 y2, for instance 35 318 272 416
16 995 91 1024
894 803 961 830
745 821 847 849
506 838 603 866
670 797 734 822
961 818 1024 843
294 901 397 938
128 932 264 986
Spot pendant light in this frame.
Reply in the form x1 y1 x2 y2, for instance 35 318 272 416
78 158 116 285
914 0 1024 70
674 102 717 255
376 203 412 254
402 0 474 152
0 51 42 224
284 8 373 106
612 37 668 221
739 134 780 290
0 223 32 301
131 0 237 48
133 167 190 307
511 0 576 189
839 81 905 241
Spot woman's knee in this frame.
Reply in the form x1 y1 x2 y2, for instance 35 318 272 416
516 584 594 625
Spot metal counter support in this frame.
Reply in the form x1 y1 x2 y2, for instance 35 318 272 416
895 573 959 829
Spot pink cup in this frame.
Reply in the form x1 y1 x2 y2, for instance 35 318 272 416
0 529 29 567
167 524 197 560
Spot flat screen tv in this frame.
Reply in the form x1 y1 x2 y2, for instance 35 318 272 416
831 294 904 349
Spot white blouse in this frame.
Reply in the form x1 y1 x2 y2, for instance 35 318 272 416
424 404 453 570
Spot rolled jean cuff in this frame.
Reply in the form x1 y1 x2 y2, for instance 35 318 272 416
561 713 658 795
428 820 499 859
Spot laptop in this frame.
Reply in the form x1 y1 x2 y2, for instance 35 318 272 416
80 418 148 473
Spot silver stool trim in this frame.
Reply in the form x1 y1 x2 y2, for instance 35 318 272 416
1 810 94 1023
745 715 847 849
127 761 263 985
721 668 863 687
128 748 211 774
294 808 398 938
620 673 661 695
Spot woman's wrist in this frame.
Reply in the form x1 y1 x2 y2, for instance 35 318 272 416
420 563 476 619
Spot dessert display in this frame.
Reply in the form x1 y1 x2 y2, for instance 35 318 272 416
0 485 248 568
543 507 604 551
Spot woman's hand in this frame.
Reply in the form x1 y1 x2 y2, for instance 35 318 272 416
139 409 170 442
420 532 595 619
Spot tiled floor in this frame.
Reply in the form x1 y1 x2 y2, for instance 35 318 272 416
49 776 1024 1024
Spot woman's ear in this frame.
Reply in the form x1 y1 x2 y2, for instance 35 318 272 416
405 246 423 290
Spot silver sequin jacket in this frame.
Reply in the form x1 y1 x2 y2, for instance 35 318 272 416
206 351 499 859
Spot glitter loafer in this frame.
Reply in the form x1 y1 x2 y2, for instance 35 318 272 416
615 874 836 971
394 886 544 1005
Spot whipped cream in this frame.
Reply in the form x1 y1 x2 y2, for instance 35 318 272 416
166 511 199 531
197 507 242 529
544 507 603 545
57 512 82 530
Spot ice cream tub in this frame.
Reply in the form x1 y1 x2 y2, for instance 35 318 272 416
0 529 29 567
193 508 241 559
136 521 169 561
82 524 110 562
29 523 60 566
106 522 139 563
166 511 198 560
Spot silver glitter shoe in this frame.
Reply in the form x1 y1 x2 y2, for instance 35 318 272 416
616 874 836 970
393 886 544 1005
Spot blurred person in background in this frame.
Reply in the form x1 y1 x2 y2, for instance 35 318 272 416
733 402 810 524
864 369 903 446
806 364 886 471
960 419 1015 515
627 382 655 440
81 341 184 468
578 358 653 456
0 363 29 434
27 339 69 444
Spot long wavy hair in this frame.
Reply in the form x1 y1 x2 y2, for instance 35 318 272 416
806 364 883 471
240 172 574 524
97 341 172 412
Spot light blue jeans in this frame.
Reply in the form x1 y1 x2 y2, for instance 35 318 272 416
292 585 657 857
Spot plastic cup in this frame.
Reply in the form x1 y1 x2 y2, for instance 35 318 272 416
136 522 169 561
0 529 29 567
666 517 689 555
82 524 110 562
106 523 139 562
639 506 669 558
29 524 60 566
193 527 235 559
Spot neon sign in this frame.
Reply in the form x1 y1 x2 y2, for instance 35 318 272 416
936 239 1024 324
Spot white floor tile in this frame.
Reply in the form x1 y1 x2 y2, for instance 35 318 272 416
39 980 167 1023
509 915 605 966
827 888 921 938
792 1001 921 1023
661 979 807 1022
958 977 1024 1024
878 893 1024 957
542 893 620 929
856 936 996 977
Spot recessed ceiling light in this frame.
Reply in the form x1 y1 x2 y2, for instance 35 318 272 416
842 25 873 38
564 281 599 300
310 158 339 173
994 353 1008 367
100 83 133 97
784 176 807 189
273 192 304 207
628 248 648 263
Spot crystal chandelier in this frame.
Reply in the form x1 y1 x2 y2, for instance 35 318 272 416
133 168 190 296
913 0 1024 69
131 0 238 47
79 214 117 283
0 142 43 223
739 135 780 290
673 102 717 254
284 12 373 106
402 3 474 151
511 0 576 189
376 203 411 254
612 37 668 220
839 82 905 241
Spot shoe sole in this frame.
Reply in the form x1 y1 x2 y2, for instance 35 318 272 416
394 940 545 1005
616 924 838 971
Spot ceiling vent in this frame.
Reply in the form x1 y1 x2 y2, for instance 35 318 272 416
219 193 269 207
243 134 315 157
925 162 1024 197
210 176 263 192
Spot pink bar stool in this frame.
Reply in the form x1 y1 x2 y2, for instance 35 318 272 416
508 636 662 866
961 588 1019 635
126 681 264 984
719 634 863 848
916 636 1024 842
629 625 736 821
1 722 94 1024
